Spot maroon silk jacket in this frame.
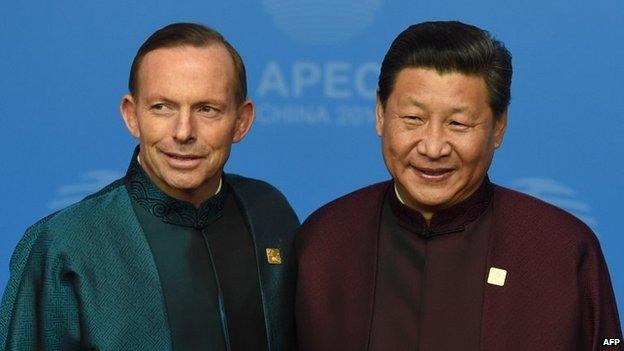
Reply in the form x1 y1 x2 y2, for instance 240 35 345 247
296 181 622 351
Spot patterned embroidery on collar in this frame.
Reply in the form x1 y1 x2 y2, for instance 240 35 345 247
124 147 226 229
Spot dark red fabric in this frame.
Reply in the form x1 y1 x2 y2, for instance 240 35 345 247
296 182 622 351
370 186 492 350
296 182 387 351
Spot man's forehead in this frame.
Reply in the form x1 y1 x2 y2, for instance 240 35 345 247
392 68 489 108
398 96 474 114
134 44 236 98
139 44 234 70
394 67 486 88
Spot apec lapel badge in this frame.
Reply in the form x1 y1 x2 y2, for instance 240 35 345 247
266 248 282 265
487 267 507 286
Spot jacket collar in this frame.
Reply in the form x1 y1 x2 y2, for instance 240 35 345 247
123 146 227 229
389 176 493 238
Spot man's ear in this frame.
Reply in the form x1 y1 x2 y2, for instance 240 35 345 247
493 111 508 149
375 97 385 137
233 100 255 143
120 94 141 139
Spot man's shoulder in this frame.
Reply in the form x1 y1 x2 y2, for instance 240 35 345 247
492 184 596 243
225 173 283 196
225 173 299 221
11 178 130 269
25 178 129 241
296 181 390 254
302 180 391 230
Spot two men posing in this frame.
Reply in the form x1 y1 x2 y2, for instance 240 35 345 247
1 21 621 350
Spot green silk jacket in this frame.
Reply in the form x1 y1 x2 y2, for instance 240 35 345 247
0 173 299 350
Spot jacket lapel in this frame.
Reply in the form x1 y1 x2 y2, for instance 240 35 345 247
225 174 300 351
296 181 391 351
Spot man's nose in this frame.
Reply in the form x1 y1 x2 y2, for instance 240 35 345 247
416 123 452 159
173 108 196 143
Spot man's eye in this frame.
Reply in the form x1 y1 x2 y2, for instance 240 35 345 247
151 103 168 111
449 120 469 130
403 115 424 124
197 105 220 117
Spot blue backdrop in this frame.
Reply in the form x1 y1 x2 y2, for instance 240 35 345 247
1 0 622 321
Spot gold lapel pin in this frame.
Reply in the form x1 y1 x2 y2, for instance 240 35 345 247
266 248 282 265
487 267 507 286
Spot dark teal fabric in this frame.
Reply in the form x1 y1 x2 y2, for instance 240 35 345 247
0 156 299 350
125 151 268 351
125 151 228 229
226 174 300 351
125 150 230 350
202 191 268 351
129 196 229 350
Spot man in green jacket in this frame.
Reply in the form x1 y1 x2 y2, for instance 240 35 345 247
0 23 299 350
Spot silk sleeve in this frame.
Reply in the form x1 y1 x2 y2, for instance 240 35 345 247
579 235 623 350
0 225 82 350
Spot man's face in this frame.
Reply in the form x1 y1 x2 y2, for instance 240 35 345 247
376 67 506 218
120 44 254 205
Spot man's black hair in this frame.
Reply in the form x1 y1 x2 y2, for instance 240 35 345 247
377 21 512 117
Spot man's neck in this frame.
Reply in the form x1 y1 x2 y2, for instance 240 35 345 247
394 183 434 224
138 154 222 208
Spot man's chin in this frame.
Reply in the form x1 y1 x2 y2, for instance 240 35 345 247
164 179 205 192
403 188 454 209
164 170 222 191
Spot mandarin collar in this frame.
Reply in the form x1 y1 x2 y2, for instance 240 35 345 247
389 176 493 238
124 146 227 229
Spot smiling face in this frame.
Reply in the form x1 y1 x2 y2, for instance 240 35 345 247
376 67 506 220
120 44 254 206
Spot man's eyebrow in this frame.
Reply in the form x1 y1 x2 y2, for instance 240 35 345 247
193 98 228 108
142 94 229 109
143 95 175 104
402 97 474 115
449 106 471 114
401 97 427 109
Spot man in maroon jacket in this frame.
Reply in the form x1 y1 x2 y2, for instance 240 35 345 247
296 21 622 351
